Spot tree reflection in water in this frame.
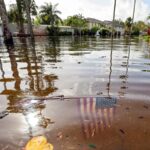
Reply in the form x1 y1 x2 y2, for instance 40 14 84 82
0 37 58 137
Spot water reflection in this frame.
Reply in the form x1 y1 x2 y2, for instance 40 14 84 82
0 37 150 149
0 38 58 137
78 97 116 139
45 37 61 63
118 38 131 97
0 37 149 103
8 97 52 137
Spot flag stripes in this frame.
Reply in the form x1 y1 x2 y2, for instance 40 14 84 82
78 97 116 139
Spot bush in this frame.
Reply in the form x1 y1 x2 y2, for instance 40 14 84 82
59 31 72 36
131 26 140 36
147 28 150 35
90 26 100 35
81 28 89 35
47 26 60 36
100 28 111 36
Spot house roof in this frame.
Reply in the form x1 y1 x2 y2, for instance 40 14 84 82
86 18 104 25
104 20 124 28
86 18 124 28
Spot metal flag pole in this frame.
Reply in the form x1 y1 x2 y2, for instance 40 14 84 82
130 0 136 36
132 0 136 25
112 0 117 38
107 0 117 97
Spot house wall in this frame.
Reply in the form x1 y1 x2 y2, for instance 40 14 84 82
87 22 102 29
59 26 74 35
114 27 124 35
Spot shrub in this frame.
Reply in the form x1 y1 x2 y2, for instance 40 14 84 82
47 26 60 36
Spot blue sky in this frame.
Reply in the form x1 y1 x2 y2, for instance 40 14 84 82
5 0 150 21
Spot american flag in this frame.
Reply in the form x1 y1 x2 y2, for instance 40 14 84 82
77 97 117 139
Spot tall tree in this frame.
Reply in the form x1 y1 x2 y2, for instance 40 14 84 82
0 0 13 45
8 4 22 28
15 0 37 35
16 0 25 34
64 14 87 28
40 2 62 26
125 17 133 35
64 14 87 35
24 0 34 39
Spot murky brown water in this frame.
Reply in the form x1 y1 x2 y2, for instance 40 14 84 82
0 37 150 150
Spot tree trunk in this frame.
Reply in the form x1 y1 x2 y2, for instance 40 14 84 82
16 0 25 35
0 0 13 45
24 0 34 39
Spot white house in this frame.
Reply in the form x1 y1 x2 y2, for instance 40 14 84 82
103 20 124 35
86 18 104 29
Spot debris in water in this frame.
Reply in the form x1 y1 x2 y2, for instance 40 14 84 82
57 132 63 140
138 116 144 119
143 105 149 109
119 129 125 134
88 144 96 149
24 136 53 150
0 110 9 119
125 107 130 110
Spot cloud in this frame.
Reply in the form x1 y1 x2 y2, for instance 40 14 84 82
5 0 150 21
116 0 150 21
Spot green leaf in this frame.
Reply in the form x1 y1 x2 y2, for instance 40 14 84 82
88 144 96 149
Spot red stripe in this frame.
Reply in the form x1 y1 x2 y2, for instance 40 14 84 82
101 108 107 128
77 98 86 139
89 97 95 137
84 98 90 138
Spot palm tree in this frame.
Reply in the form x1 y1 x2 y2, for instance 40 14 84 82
16 0 25 34
0 0 13 44
40 2 62 26
24 0 34 39
125 17 133 35
8 4 22 27
15 0 37 35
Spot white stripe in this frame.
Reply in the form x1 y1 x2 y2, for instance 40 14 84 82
92 98 99 133
98 108 104 131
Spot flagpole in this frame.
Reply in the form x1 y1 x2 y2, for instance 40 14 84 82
130 0 136 35
112 0 117 37
132 0 136 24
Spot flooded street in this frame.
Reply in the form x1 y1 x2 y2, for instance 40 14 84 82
0 37 150 149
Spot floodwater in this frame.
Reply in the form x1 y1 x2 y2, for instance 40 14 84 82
0 36 150 150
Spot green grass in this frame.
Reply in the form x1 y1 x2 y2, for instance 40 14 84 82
141 35 150 41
